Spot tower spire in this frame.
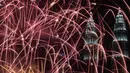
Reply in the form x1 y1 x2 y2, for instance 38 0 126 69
84 12 98 44
113 8 128 41
115 8 125 24
112 7 129 73
117 7 121 14
80 11 103 73
89 12 94 21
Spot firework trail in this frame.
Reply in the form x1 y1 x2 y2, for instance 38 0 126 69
0 0 129 73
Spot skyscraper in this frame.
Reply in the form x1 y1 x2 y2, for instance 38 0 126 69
81 12 104 73
112 8 129 73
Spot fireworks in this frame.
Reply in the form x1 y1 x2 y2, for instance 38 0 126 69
0 0 129 73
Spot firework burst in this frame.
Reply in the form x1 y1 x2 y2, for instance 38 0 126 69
0 0 129 73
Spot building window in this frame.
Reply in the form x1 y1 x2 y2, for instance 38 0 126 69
116 17 124 23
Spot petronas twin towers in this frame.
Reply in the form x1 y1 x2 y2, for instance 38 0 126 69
82 8 129 73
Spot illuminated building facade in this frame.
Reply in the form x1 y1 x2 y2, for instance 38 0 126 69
80 12 104 73
112 9 129 73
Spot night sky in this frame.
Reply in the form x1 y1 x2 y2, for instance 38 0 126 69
0 0 129 73
39 0 130 50
38 0 130 52
95 0 130 50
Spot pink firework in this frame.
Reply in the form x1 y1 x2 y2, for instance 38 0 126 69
0 0 129 73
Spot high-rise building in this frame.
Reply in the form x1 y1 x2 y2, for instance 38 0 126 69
80 12 104 73
112 8 129 73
